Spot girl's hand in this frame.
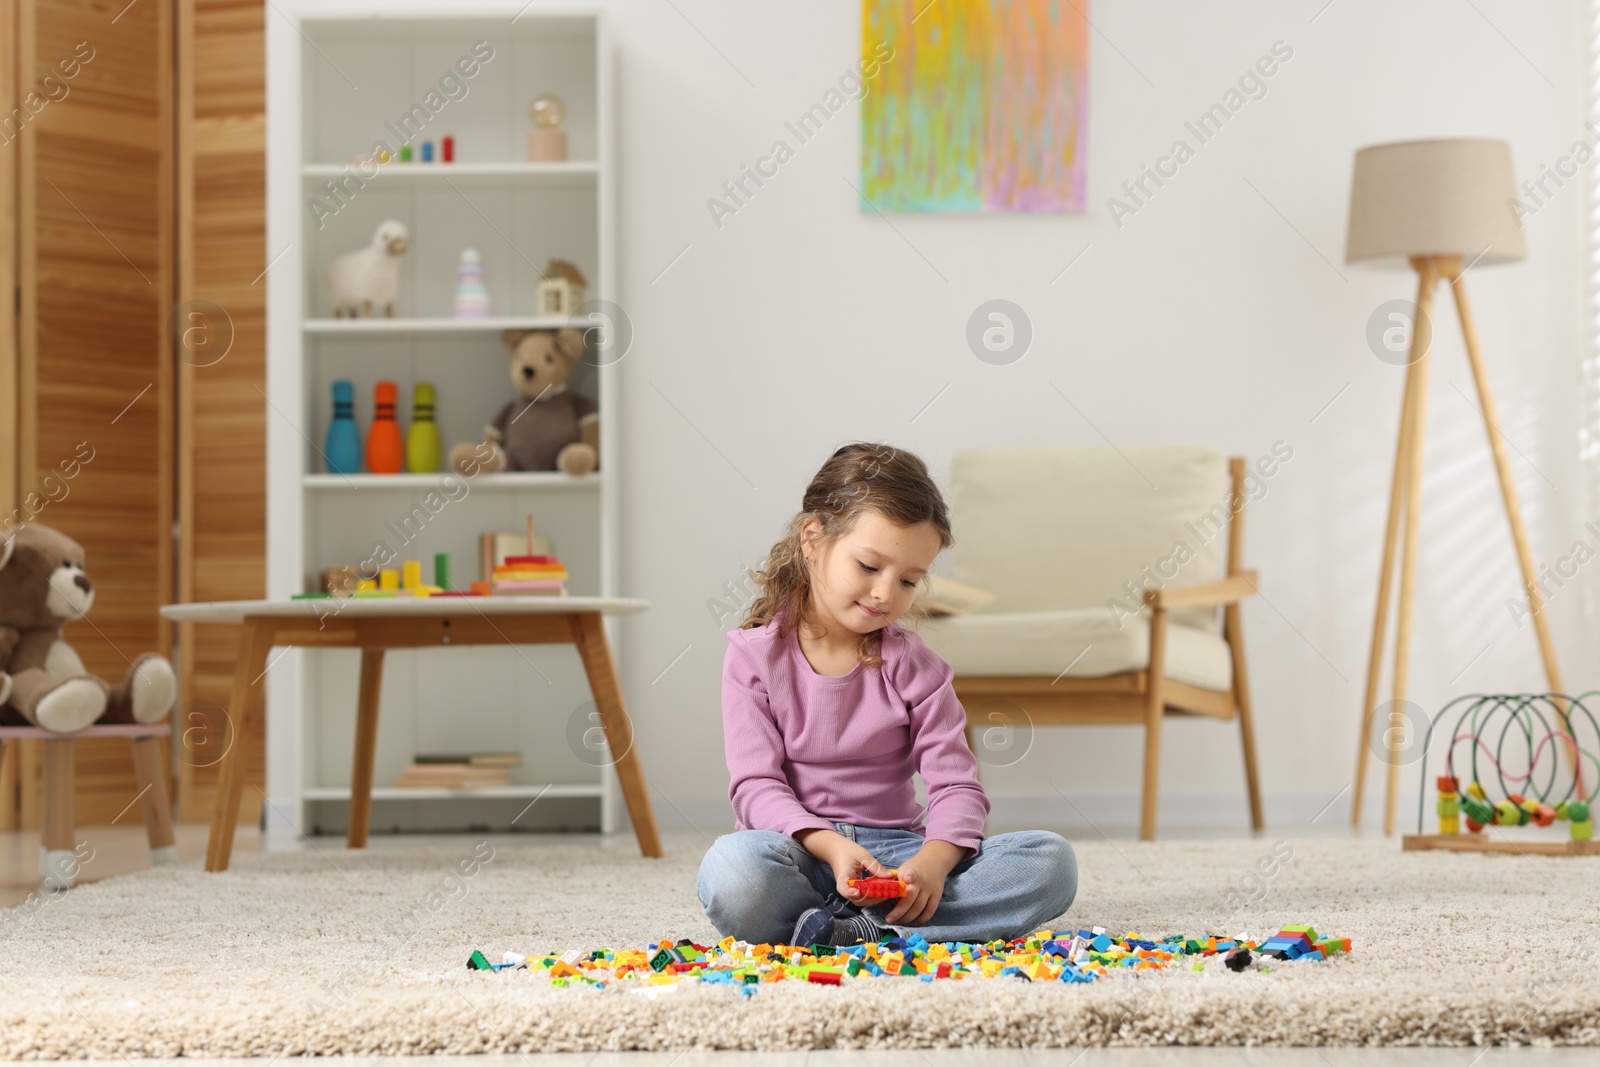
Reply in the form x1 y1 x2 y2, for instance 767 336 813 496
882 841 964 926
882 862 944 926
794 828 894 904
831 841 895 904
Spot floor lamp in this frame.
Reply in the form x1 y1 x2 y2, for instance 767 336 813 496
1344 138 1577 834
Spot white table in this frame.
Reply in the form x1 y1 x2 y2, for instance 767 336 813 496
159 595 660 869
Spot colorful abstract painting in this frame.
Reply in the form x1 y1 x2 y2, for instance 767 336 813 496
861 0 1088 212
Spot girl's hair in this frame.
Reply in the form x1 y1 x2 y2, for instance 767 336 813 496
740 442 954 669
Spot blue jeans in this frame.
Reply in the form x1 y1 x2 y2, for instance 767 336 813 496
696 822 1077 946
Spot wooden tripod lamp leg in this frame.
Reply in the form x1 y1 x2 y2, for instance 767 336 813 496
1356 262 1433 831
1385 257 1440 835
1448 268 1581 796
1353 318 1423 826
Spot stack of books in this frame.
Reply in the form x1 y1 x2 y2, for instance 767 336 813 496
392 752 521 789
491 553 568 596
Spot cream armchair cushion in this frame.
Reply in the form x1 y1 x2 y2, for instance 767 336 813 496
917 608 1232 691
915 442 1235 689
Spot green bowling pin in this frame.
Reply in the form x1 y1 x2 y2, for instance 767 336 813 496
407 381 441 473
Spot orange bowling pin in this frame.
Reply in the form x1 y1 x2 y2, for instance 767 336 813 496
366 380 405 473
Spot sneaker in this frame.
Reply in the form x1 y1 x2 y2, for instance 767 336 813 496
790 906 836 948
790 906 889 949
830 909 889 946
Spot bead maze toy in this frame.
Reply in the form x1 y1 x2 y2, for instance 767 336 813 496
1403 692 1600 856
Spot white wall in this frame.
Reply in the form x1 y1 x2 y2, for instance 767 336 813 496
601 0 1591 834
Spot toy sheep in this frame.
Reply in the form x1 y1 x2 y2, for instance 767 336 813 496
327 219 410 318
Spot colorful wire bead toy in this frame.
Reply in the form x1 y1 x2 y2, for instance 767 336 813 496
1410 693 1600 850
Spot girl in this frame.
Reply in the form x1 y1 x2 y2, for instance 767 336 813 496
697 442 1077 949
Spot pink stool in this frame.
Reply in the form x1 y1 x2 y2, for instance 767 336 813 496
0 722 176 889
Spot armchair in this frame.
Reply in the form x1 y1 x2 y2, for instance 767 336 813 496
916 443 1264 840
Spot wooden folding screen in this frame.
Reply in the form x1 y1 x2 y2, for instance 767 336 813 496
174 0 266 825
9 0 175 826
1 0 266 831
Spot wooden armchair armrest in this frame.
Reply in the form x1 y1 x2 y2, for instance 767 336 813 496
1142 571 1258 610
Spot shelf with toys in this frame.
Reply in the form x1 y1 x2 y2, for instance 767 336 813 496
268 2 619 840
303 316 580 335
302 161 598 183
303 784 603 802
302 472 595 490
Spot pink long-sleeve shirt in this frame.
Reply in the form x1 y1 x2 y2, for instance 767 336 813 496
721 611 991 858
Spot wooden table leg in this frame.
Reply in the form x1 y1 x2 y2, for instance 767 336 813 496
568 612 662 858
206 618 272 872
42 738 75 888
0 739 17 831
130 735 178 865
347 648 386 849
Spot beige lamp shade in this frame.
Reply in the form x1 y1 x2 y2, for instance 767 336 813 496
1344 138 1525 267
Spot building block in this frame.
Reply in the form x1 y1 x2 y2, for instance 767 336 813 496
848 872 906 898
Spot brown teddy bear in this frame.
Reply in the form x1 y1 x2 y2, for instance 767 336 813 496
0 524 177 734
448 328 599 477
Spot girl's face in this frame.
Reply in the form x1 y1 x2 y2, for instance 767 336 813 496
801 511 942 639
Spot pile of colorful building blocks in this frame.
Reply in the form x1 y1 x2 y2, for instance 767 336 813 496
466 924 1351 993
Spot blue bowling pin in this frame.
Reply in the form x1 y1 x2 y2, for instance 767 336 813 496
325 380 363 474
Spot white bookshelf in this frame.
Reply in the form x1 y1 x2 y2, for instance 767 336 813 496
266 2 619 838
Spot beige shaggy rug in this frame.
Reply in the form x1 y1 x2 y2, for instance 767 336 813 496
1 831 1597 1055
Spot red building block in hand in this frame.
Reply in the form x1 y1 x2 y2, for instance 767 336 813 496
848 873 907 899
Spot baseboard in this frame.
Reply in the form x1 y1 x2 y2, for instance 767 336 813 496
620 789 1417 838
262 789 1422 842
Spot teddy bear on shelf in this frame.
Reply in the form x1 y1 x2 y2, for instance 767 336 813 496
448 328 599 477
0 524 178 734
